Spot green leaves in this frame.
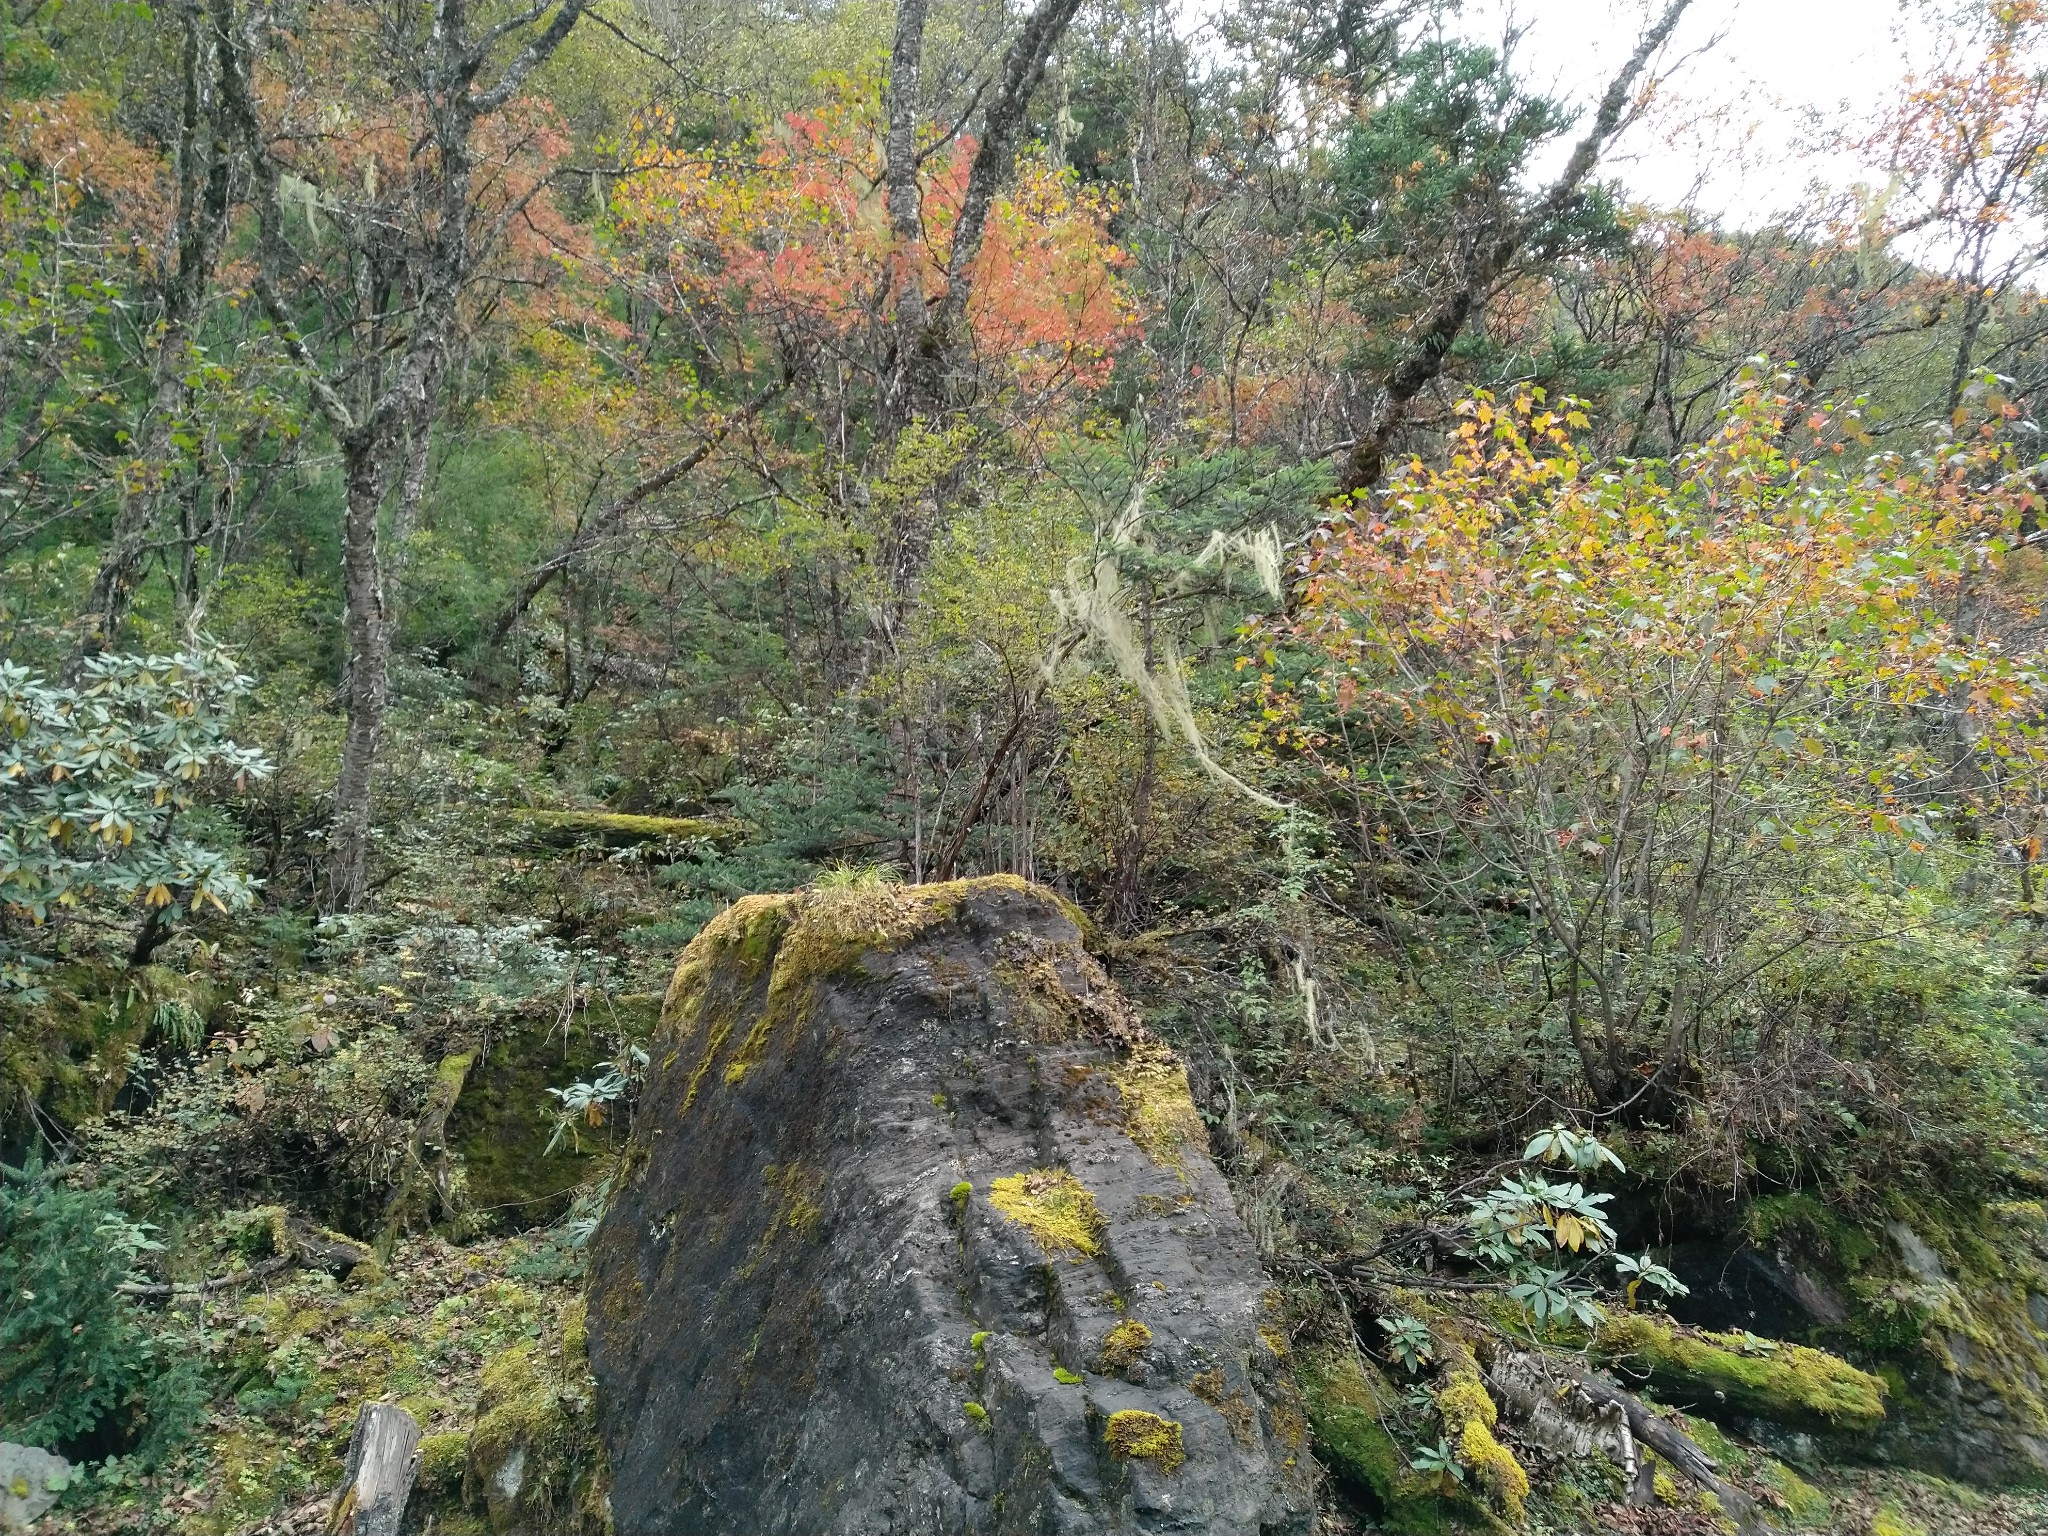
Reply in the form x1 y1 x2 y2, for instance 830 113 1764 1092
1522 1124 1625 1175
0 1160 159 1449
0 646 272 983
1378 1313 1436 1374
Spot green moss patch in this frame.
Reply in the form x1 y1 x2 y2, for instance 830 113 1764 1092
988 1168 1104 1260
1297 1348 1498 1533
466 1297 608 1536
447 1019 616 1231
660 880 992 1111
1108 1042 1206 1171
1595 1314 1887 1431
1098 1318 1152 1373
1105 1409 1185 1473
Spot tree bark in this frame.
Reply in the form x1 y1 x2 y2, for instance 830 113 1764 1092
327 1402 422 1536
216 0 591 911
326 439 395 914
883 0 933 422
75 0 233 665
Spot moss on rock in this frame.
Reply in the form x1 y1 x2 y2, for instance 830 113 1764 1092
1098 1318 1153 1374
1595 1313 1887 1432
1108 1041 1206 1172
1104 1409 1185 1473
446 1017 622 1231
988 1169 1104 1260
416 1430 471 1497
464 1298 608 1536
659 881 977 1113
1297 1348 1501 1534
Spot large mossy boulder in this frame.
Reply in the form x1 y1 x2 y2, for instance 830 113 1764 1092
584 876 1315 1535
1673 1194 2048 1483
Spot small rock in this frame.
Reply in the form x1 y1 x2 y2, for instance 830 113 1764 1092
0 1443 71 1533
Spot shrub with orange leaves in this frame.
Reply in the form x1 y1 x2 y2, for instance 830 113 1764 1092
1270 361 2048 1106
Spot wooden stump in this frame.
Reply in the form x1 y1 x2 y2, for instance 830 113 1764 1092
326 1402 421 1536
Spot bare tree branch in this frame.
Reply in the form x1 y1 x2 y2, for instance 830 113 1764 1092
489 378 786 645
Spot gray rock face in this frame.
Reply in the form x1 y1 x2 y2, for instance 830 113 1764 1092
0 1442 71 1533
585 877 1314 1535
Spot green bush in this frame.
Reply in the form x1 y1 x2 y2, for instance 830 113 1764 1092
0 645 272 990
0 1159 183 1453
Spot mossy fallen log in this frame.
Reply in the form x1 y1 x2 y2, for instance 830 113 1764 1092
1594 1312 1888 1433
507 808 734 846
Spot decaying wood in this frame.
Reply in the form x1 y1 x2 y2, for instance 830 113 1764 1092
1557 1361 1779 1536
117 1218 370 1301
375 1049 475 1257
325 1403 421 1536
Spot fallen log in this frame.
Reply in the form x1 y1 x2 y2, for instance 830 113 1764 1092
118 1218 371 1301
1558 1362 1778 1536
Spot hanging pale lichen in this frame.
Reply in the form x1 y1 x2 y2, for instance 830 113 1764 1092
1050 480 1289 815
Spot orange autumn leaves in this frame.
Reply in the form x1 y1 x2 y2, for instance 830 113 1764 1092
610 82 1137 404
1277 374 2048 835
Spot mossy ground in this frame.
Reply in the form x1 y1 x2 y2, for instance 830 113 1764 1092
33 1231 585 1536
465 1297 607 1536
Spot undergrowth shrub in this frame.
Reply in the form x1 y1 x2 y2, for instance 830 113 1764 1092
0 1159 201 1461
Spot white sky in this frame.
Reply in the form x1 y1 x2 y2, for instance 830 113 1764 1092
1452 0 1925 222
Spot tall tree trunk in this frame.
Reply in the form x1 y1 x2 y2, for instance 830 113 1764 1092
1338 0 1693 496
326 437 394 913
217 0 592 911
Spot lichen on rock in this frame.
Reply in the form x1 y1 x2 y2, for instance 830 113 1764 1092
584 876 1314 1534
